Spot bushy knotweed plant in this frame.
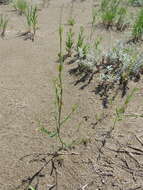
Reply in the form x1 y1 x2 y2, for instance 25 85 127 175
71 40 143 106
75 50 98 74
73 40 143 82
0 14 8 38
97 42 143 104
101 43 141 81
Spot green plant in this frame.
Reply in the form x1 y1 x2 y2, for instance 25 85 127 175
67 0 75 27
28 186 35 190
115 7 127 31
94 36 102 52
66 28 74 57
40 25 77 150
55 25 65 148
76 26 90 58
12 0 28 15
96 41 143 107
0 14 8 38
101 0 109 11
112 88 138 131
67 18 76 26
76 26 85 50
100 0 127 30
90 7 98 41
81 43 90 58
101 0 120 29
132 8 143 42
54 27 78 146
25 5 38 40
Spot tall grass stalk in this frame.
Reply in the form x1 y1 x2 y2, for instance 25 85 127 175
67 0 75 26
40 24 77 149
116 7 127 31
56 25 65 148
66 28 74 57
77 26 84 51
40 6 78 150
90 7 97 41
0 14 8 38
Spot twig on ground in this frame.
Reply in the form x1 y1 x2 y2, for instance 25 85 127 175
135 135 143 146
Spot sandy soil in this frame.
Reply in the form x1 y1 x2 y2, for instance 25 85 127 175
1 0 143 189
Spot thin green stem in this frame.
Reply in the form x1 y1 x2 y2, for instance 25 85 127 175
57 25 64 148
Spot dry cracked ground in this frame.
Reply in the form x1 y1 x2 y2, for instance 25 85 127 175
1 0 143 189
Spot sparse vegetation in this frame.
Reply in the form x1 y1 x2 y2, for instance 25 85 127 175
40 25 78 150
1 0 143 189
67 17 76 26
100 0 128 30
90 7 98 41
76 26 90 58
66 28 74 57
115 7 128 31
112 87 138 132
101 0 120 29
24 5 38 41
12 0 28 15
132 8 143 42
0 14 8 38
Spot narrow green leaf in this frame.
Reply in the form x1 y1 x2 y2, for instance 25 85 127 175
40 127 58 138
28 186 35 190
125 88 138 105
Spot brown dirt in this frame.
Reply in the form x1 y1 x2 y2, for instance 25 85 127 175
1 0 143 190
